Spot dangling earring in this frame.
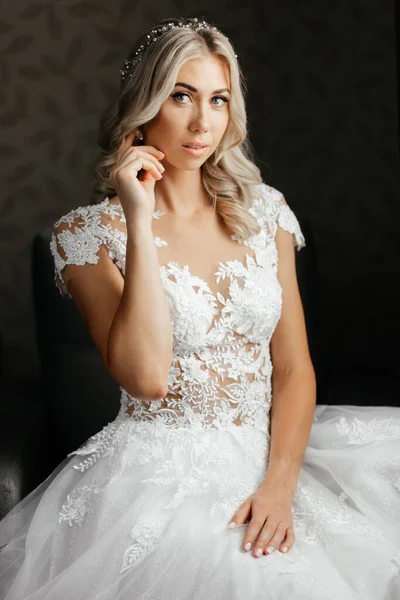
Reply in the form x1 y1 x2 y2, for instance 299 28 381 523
136 128 144 141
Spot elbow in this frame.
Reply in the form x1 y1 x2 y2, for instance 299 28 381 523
118 378 168 403
144 378 169 401
107 361 168 403
127 384 167 402
105 341 171 403
272 362 316 392
273 358 315 380
127 379 168 402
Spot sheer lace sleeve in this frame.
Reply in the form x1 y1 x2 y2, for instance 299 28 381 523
49 198 126 298
252 182 306 251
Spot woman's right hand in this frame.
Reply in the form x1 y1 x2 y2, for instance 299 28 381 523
109 131 165 223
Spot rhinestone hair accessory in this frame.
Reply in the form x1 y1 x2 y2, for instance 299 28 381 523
120 18 232 85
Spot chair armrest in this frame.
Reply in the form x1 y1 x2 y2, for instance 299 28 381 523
0 379 50 520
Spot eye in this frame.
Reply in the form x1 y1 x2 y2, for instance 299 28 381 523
171 92 229 107
172 92 191 103
211 96 229 107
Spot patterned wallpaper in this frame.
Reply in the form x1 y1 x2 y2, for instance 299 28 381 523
1 0 399 382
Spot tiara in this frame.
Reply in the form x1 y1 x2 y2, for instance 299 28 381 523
120 18 231 84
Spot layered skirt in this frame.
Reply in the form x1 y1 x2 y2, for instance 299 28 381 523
1 404 400 599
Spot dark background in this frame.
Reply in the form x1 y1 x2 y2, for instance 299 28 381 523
1 0 399 388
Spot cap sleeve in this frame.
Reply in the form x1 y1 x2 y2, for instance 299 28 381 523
276 194 306 251
49 198 125 298
252 183 306 251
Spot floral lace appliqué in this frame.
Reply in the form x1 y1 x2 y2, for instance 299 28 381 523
336 415 400 445
69 419 127 473
58 480 100 526
50 183 305 433
292 483 385 545
119 513 167 574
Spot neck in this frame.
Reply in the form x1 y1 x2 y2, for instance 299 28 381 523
154 164 212 218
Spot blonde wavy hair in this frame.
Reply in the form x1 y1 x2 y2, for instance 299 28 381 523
91 16 264 240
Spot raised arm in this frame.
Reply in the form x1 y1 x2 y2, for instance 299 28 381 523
107 214 173 400
51 207 173 402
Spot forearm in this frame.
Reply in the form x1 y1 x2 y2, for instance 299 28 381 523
263 367 316 497
107 216 173 400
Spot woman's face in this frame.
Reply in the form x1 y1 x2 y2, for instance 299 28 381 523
143 54 231 169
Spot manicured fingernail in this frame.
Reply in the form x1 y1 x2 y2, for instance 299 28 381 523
267 546 274 554
282 546 288 553
227 521 236 529
255 548 263 558
244 542 251 552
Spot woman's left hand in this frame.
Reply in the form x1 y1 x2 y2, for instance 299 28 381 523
228 478 296 558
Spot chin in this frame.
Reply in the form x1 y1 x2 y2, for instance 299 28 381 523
168 156 210 171
185 159 209 170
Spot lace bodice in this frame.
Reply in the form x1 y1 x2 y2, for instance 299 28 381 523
50 183 306 432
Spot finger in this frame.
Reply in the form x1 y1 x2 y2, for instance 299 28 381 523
113 156 162 182
279 525 295 554
260 522 287 556
113 149 160 177
117 137 165 168
129 157 162 181
132 148 165 174
229 498 252 528
242 515 267 553
250 518 281 557
139 145 166 161
117 147 164 176
118 132 137 158
112 147 138 171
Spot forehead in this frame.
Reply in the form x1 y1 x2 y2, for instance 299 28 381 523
177 55 230 88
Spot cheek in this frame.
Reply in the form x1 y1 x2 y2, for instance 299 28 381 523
146 113 179 143
213 112 230 139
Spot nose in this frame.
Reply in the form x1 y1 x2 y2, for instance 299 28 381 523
189 102 210 134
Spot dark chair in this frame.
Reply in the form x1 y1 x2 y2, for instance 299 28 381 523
0 216 322 520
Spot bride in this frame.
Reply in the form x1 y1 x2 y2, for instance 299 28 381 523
1 15 399 600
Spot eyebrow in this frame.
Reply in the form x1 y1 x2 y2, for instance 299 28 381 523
174 82 231 95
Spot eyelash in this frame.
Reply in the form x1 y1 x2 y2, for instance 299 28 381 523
171 92 228 106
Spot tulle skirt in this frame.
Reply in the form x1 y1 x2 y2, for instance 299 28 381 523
1 404 400 600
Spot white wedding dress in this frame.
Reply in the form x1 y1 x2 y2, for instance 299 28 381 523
1 183 399 599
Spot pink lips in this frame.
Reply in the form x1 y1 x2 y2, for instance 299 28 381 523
182 144 209 156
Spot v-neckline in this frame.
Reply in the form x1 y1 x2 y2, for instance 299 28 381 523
105 196 263 313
